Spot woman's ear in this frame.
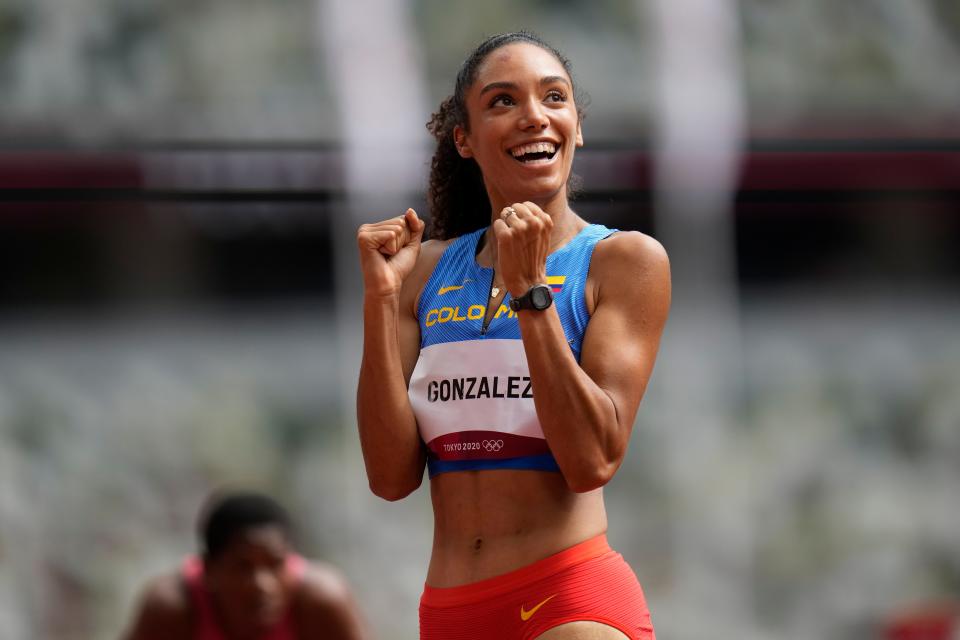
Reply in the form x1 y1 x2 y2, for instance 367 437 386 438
453 125 472 158
575 120 584 148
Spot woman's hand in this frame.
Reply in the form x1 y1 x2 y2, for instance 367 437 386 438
357 208 425 298
356 207 429 501
492 201 554 296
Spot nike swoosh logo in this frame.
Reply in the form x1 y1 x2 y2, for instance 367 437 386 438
520 594 556 621
437 285 464 295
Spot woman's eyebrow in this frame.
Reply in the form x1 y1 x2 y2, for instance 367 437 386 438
479 76 570 97
540 75 570 88
479 81 518 97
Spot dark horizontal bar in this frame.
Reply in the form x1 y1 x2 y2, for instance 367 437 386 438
0 140 343 153
0 189 342 203
578 189 960 203
746 139 960 153
734 189 960 204
1 138 960 153
1 187 957 204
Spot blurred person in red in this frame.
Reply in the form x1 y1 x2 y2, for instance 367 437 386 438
122 490 366 640
356 31 670 639
883 600 960 640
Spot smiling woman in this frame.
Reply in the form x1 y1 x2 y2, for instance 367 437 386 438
356 32 670 640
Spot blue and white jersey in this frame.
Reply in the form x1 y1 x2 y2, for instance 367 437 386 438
409 223 616 478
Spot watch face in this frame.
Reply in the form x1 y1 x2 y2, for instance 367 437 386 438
531 286 551 309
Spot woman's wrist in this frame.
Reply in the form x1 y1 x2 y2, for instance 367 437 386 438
506 274 548 297
363 287 402 304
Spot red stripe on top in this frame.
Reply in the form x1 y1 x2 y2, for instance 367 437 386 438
426 430 551 461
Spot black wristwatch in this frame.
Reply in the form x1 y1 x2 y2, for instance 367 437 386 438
509 284 554 312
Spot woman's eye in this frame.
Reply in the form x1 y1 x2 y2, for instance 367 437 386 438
546 91 566 102
491 95 514 107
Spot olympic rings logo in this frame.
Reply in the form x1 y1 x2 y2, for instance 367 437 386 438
482 439 504 452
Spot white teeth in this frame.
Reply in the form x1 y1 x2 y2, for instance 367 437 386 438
510 141 557 158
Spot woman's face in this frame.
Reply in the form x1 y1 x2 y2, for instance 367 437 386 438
455 42 583 210
204 525 293 635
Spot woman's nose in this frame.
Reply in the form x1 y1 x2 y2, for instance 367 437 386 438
519 100 549 130
252 568 279 595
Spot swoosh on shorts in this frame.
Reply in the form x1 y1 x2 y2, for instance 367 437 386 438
520 594 556 621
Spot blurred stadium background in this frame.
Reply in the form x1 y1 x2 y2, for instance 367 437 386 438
1 1 959 638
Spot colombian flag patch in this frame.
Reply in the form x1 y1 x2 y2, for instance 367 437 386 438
547 275 566 293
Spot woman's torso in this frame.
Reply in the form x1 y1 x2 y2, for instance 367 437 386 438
426 469 607 586
408 223 614 587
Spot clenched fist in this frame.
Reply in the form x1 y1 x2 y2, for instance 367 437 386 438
492 201 554 296
357 208 425 298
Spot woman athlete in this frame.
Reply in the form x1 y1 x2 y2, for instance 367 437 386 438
356 32 670 639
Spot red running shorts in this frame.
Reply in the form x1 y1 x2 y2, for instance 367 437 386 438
419 534 655 639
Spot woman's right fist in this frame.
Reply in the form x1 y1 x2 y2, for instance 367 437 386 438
357 208 425 297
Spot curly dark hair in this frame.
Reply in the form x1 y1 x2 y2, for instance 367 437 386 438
426 32 587 240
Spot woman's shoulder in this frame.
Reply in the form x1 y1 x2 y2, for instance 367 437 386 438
294 560 353 606
581 230 668 314
138 572 190 614
291 560 362 635
593 230 669 276
413 237 457 283
419 236 456 262
582 230 670 314
124 571 193 639
400 236 457 313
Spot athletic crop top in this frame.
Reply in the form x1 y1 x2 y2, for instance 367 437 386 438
181 554 304 640
409 223 616 477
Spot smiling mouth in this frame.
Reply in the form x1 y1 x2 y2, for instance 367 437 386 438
509 141 558 165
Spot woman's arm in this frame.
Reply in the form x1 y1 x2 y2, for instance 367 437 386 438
120 574 192 640
496 204 671 492
355 209 433 501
